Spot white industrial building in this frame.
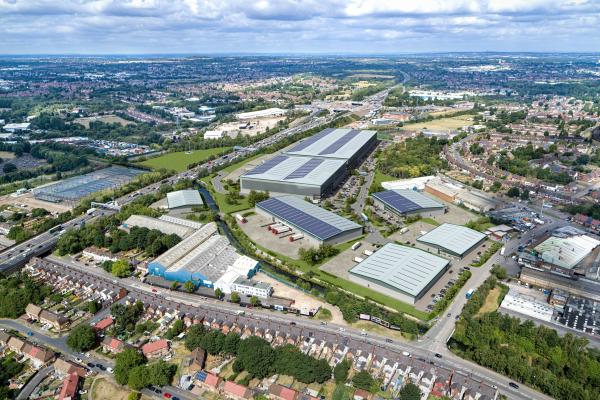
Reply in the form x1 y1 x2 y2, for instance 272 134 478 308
204 130 226 139
417 223 487 258
500 288 554 322
534 234 600 270
371 189 445 218
166 189 204 209
2 122 31 133
236 107 287 120
381 176 435 191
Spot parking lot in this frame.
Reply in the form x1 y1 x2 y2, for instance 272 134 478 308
319 241 379 280
238 211 310 259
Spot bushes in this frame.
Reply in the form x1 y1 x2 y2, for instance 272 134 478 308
298 244 340 266
431 270 471 316
67 324 97 352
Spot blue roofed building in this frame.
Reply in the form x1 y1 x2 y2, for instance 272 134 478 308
372 189 445 218
256 195 363 246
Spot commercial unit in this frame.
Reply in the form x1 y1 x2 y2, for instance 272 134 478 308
534 234 600 271
256 195 363 246
232 276 273 298
240 128 377 198
381 176 435 191
167 189 204 209
204 129 226 139
424 177 497 212
417 223 487 258
499 288 554 322
32 166 145 204
147 222 259 288
240 155 347 197
2 122 31 132
121 214 196 238
349 243 450 304
372 189 445 218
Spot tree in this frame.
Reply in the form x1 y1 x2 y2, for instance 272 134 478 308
127 365 148 390
114 348 146 385
507 186 521 198
214 288 223 299
250 296 261 307
334 359 350 383
398 382 421 400
111 259 131 278
2 163 16 174
352 370 376 391
146 360 176 387
185 324 207 351
66 324 97 352
88 300 100 314
237 336 275 379
128 392 141 400
223 332 241 354
184 280 195 293
230 291 241 303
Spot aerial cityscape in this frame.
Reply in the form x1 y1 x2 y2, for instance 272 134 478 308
0 2 599 400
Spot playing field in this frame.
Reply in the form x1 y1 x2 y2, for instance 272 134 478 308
401 114 474 132
139 147 230 172
74 115 134 128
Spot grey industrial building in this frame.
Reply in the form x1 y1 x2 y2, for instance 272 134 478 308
256 195 363 246
240 128 377 198
372 189 445 217
417 223 487 258
167 190 203 209
349 243 450 304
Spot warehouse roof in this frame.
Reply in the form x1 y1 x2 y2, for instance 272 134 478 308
535 234 600 270
418 223 487 256
349 243 449 297
167 190 203 209
152 223 218 268
158 215 203 230
257 195 361 241
122 215 192 238
372 189 444 214
242 155 346 187
285 128 376 161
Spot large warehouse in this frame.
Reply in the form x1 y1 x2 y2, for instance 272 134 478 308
121 215 201 238
240 128 377 198
372 189 445 217
147 222 259 288
349 243 450 304
284 128 377 165
33 166 145 204
240 155 347 197
256 195 363 245
417 223 487 258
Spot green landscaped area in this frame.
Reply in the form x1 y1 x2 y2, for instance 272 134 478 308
139 147 231 172
370 170 396 191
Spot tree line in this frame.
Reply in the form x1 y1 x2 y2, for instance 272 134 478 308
450 277 600 400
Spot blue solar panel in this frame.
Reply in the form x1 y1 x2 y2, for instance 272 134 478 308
244 155 288 176
287 128 334 152
258 197 341 240
283 158 324 180
319 130 360 155
373 191 421 213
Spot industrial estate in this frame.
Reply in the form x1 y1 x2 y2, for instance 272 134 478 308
0 50 599 400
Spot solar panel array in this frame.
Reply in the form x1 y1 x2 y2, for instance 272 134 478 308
373 190 421 213
287 128 334 152
284 158 325 180
244 155 289 176
319 129 360 155
258 197 342 240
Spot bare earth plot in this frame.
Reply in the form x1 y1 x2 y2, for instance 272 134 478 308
0 192 73 214
74 115 134 128
90 377 132 400
400 115 474 132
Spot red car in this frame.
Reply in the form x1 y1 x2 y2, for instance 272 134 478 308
152 288 158 293
163 393 172 399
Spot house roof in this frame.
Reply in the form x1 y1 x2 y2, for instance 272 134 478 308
58 372 79 400
142 339 169 355
102 336 125 352
54 358 86 377
224 380 252 398
94 317 114 330
25 303 42 317
269 384 298 400
204 372 221 387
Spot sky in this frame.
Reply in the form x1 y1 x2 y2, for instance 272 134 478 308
1 0 599 54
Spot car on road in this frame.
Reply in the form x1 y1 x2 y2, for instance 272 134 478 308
385 338 393 343
320 322 327 325
86 362 95 368
96 364 106 371
26 331 33 336
75 357 83 363
434 353 442 358
163 393 172 399
509 382 519 389
446 313 451 317
289 322 296 326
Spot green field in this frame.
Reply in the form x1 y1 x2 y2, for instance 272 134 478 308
139 147 230 172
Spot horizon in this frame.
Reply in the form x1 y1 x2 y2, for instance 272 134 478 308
1 1 599 54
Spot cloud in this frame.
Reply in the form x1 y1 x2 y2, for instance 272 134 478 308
0 0 598 53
